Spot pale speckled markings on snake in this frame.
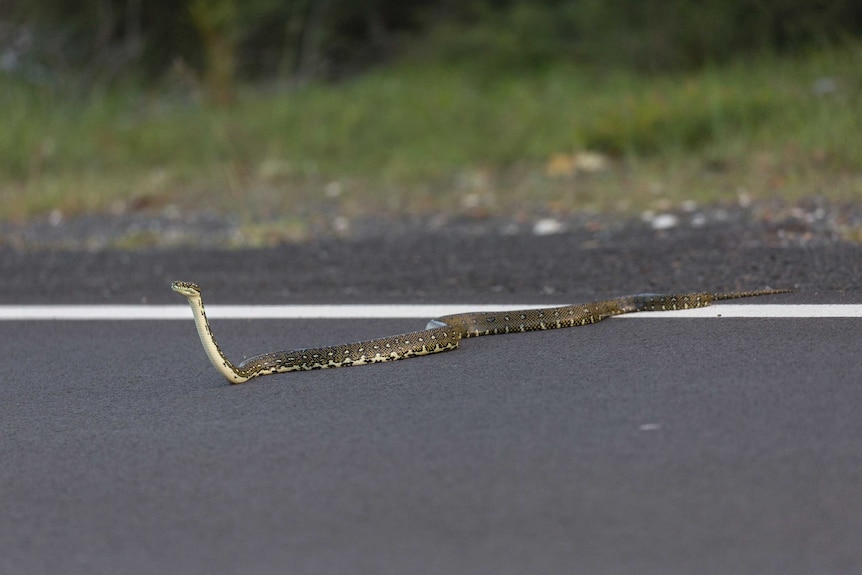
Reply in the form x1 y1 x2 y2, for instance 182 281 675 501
171 281 794 384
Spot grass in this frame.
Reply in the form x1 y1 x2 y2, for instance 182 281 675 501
1 42 861 234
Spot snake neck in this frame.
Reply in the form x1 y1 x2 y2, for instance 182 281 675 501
184 294 250 384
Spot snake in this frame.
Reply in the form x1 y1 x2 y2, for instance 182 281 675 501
171 281 792 384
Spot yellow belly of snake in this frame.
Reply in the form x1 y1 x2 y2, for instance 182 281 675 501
171 281 791 384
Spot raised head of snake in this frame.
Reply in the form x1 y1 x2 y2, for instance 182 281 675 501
172 280 793 384
172 281 249 383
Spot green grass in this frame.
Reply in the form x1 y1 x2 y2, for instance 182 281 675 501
2 42 861 228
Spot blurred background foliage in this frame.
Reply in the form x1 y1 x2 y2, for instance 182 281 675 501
2 0 861 238
3 0 862 94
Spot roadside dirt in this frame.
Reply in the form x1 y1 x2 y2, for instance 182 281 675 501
2 200 860 305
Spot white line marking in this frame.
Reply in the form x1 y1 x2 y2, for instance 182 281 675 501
0 305 538 321
615 304 862 318
0 304 860 321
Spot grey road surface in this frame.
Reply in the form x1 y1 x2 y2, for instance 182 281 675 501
1 223 861 574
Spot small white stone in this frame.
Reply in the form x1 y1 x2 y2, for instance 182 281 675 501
332 216 350 233
48 209 63 226
460 192 481 209
639 423 662 431
324 181 343 198
650 213 678 230
690 213 707 228
573 151 610 173
532 218 565 236
500 222 520 236
681 200 698 212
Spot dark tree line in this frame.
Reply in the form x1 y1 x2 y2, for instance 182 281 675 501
3 0 861 97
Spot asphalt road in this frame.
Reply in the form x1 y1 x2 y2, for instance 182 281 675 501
1 223 861 574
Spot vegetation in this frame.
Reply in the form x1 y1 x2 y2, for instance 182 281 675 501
1 1 861 235
6 1 862 87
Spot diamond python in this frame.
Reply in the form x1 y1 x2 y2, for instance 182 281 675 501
171 281 792 384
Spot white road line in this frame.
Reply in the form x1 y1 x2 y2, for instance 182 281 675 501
614 304 862 318
0 304 860 321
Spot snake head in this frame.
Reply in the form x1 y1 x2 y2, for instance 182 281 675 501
171 281 201 298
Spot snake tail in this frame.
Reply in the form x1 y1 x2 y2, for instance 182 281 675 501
712 288 795 301
627 288 793 311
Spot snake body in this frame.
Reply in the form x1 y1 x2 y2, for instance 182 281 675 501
171 281 791 384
